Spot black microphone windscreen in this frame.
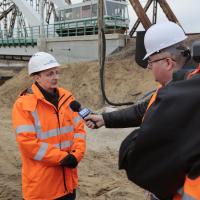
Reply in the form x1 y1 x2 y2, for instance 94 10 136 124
70 100 81 112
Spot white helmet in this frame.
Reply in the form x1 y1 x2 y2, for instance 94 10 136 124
28 52 60 75
143 21 187 59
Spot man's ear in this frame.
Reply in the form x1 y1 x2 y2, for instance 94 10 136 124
166 58 174 71
32 74 40 82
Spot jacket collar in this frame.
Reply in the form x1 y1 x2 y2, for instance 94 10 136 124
35 82 59 108
31 83 73 108
31 83 46 100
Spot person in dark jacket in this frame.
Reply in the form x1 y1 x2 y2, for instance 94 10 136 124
85 21 196 200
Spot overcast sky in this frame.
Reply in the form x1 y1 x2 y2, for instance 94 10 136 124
128 0 199 33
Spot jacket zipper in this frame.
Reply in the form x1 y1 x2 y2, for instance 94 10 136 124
45 94 72 193
56 94 73 193
55 109 67 193
58 95 72 112
39 92 72 193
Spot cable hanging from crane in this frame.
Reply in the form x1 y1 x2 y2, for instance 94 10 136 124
98 27 135 106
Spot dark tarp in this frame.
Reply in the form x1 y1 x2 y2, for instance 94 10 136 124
119 73 200 200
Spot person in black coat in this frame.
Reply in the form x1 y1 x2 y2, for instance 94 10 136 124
85 21 198 200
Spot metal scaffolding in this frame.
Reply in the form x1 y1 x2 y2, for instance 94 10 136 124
0 0 57 38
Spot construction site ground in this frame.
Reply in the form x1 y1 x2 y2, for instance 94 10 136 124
0 40 157 200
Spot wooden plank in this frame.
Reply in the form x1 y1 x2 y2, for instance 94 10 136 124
129 0 151 30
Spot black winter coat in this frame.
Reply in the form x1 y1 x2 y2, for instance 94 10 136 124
119 73 200 200
102 98 150 128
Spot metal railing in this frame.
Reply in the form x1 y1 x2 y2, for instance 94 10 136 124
0 16 129 47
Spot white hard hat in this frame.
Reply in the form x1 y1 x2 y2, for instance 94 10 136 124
143 21 187 59
28 52 60 75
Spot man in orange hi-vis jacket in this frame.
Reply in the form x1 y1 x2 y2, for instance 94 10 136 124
12 52 86 200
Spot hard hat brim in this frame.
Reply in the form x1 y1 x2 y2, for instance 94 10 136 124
29 62 60 75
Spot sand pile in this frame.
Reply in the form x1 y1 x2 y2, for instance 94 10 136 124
0 57 156 110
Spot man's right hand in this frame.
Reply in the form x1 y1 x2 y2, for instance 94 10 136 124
84 114 105 129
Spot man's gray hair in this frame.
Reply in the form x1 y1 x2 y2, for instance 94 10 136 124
161 42 191 68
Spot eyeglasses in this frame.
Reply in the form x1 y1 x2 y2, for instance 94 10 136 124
148 57 167 67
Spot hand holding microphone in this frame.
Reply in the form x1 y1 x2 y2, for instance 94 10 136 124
70 100 100 129
85 114 105 129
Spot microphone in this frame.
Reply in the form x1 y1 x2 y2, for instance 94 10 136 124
70 100 98 128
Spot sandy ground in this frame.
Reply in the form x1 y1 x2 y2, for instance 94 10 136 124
0 42 156 199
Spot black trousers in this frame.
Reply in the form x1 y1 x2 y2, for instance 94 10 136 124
55 190 76 200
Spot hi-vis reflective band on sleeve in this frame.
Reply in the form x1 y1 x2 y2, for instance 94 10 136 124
16 124 75 140
36 126 74 140
34 142 48 161
73 116 82 125
54 140 73 149
31 110 42 135
175 187 196 200
16 125 36 134
182 194 195 200
74 133 86 140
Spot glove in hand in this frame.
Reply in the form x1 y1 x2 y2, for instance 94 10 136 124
60 154 78 168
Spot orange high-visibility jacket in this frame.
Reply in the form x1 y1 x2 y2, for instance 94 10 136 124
12 83 86 200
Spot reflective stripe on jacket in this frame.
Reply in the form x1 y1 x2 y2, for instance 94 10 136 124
173 177 200 200
182 177 200 200
12 83 86 200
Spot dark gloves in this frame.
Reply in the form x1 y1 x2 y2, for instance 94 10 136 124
60 154 78 168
